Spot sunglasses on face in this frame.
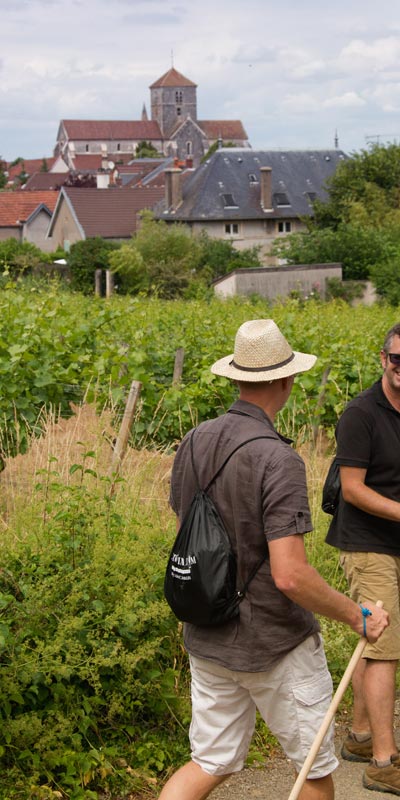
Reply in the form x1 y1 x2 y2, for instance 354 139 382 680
386 353 400 366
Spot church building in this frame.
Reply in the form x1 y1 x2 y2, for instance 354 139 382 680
54 67 249 168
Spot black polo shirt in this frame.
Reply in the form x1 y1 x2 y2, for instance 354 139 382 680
326 380 400 554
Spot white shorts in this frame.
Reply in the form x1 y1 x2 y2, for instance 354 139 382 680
189 633 338 778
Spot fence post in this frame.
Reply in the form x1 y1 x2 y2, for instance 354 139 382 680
172 347 185 385
95 269 102 296
109 380 142 491
106 270 114 298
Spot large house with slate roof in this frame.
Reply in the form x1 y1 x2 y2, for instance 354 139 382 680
158 148 347 264
54 68 249 168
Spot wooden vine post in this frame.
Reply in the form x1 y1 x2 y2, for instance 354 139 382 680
172 347 185 385
109 379 142 494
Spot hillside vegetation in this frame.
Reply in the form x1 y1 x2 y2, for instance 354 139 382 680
0 285 399 798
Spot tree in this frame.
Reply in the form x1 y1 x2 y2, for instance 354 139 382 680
67 238 120 293
109 213 199 298
271 224 386 281
0 157 7 190
195 231 262 280
134 141 161 159
313 143 400 229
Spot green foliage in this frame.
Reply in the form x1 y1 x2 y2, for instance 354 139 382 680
271 223 385 280
0 157 7 190
195 231 262 281
0 239 48 275
201 141 237 162
0 284 399 457
134 141 161 159
110 221 263 297
110 213 199 298
370 253 400 305
313 143 400 229
0 447 188 798
67 238 120 294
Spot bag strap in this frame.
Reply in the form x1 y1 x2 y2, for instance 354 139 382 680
189 430 274 494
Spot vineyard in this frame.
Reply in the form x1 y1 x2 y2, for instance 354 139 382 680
0 281 399 799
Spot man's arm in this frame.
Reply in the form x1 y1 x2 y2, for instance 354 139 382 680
340 465 400 521
268 534 389 642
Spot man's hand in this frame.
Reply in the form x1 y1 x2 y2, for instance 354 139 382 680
352 600 389 643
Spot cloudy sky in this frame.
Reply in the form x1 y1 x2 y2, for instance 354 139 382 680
2 0 400 162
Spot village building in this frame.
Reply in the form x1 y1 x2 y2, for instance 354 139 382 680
53 67 249 168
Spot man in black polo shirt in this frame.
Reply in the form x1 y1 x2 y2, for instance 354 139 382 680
326 322 400 795
159 319 388 800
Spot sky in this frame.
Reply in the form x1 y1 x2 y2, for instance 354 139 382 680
2 0 400 162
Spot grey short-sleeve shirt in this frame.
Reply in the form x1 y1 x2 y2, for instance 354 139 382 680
169 399 319 672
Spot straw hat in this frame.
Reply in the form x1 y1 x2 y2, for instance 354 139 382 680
211 319 317 382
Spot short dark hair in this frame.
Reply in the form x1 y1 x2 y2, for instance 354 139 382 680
383 323 400 352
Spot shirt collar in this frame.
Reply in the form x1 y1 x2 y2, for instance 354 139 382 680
228 399 293 443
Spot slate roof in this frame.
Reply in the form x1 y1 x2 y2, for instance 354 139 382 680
149 67 197 89
0 191 59 227
161 149 348 221
49 185 164 239
61 120 163 141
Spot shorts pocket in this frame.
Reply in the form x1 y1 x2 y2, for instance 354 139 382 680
293 671 332 707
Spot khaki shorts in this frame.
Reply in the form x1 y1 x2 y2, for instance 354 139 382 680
340 551 400 660
189 633 338 778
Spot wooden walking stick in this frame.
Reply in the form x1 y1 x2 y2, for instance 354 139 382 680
287 601 383 800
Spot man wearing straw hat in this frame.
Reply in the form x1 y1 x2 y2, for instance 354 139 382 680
160 319 388 800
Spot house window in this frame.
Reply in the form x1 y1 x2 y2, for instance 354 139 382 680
225 223 239 235
222 193 238 208
278 221 291 233
274 192 290 206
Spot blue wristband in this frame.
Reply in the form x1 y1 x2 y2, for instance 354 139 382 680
360 605 372 637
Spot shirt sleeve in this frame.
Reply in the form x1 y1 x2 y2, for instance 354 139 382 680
262 449 312 541
336 405 372 468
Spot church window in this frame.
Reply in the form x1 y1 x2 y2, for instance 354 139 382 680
177 107 181 116
85 144 89 152
175 91 183 104
117 143 121 151
186 141 192 156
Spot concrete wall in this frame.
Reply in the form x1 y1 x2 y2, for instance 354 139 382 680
213 263 342 301
24 211 54 253
47 198 83 250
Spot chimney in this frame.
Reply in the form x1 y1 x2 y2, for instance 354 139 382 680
165 168 182 211
96 172 110 189
260 166 273 211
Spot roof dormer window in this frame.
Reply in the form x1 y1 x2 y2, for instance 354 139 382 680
222 193 238 208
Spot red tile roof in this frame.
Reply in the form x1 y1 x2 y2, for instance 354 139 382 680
6 158 56 181
0 191 59 227
69 154 134 170
58 186 164 238
24 173 70 191
199 120 248 140
61 120 162 141
150 67 197 89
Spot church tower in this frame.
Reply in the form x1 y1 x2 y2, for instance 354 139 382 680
150 67 197 137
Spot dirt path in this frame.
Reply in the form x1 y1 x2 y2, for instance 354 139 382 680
210 710 400 800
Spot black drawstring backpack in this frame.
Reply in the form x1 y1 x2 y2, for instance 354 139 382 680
164 429 272 626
